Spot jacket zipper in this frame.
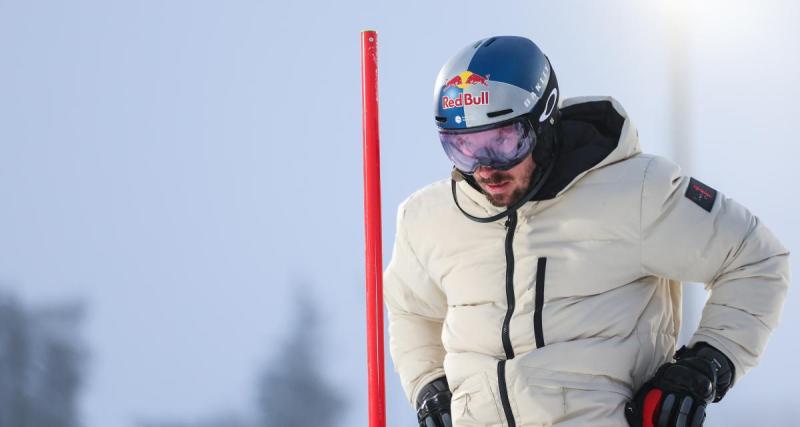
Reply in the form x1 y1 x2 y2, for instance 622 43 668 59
497 360 515 427
498 212 517 427
501 212 517 359
534 257 547 348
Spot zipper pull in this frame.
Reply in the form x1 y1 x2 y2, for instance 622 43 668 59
504 211 517 229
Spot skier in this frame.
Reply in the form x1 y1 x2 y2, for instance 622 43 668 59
384 36 789 427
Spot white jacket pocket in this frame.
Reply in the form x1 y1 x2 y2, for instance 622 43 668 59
514 368 631 426
450 371 504 427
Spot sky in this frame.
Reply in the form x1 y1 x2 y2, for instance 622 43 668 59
0 0 798 426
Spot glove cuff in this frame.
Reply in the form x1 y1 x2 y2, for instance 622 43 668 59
676 342 735 402
416 377 452 426
416 377 450 409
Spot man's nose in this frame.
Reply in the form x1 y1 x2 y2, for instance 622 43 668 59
475 165 497 178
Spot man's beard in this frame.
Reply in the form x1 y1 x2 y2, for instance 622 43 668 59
477 172 532 207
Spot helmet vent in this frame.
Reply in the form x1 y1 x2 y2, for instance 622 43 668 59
486 109 513 118
435 116 448 123
482 37 498 47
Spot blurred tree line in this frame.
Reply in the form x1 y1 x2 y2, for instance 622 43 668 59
0 291 87 427
0 288 345 427
140 292 346 427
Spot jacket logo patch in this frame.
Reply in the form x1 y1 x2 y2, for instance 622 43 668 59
685 177 717 212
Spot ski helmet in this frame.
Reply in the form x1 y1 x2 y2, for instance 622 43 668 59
434 36 560 174
434 36 561 223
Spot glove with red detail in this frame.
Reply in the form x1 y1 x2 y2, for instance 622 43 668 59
416 377 452 427
625 343 734 427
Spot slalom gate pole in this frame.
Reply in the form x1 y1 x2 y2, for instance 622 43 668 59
361 30 386 427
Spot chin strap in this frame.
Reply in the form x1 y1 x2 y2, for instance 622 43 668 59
450 155 556 224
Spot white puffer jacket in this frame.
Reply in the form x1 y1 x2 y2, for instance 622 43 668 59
384 97 789 426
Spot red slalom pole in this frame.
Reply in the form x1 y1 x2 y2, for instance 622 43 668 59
361 30 386 427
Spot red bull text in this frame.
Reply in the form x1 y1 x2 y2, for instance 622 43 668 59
441 92 490 109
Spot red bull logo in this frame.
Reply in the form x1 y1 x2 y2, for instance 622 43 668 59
442 71 490 110
443 71 491 89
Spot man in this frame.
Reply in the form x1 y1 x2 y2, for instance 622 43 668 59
384 36 789 427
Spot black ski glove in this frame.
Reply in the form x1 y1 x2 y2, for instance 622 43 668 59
416 377 452 427
625 342 734 427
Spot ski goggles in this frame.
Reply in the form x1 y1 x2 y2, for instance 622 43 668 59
438 120 536 173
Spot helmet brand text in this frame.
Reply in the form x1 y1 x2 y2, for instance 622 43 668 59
441 92 490 109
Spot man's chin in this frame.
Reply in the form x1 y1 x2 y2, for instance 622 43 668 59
483 187 527 207
486 194 511 207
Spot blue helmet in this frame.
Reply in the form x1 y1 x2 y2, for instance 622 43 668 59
435 36 562 222
433 36 560 133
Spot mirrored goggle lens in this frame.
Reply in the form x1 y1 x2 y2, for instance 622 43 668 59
439 121 535 173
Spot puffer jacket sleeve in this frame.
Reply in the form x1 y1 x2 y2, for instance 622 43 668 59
640 156 790 383
384 199 448 405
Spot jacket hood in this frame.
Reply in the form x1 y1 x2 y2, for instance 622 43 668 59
455 96 642 214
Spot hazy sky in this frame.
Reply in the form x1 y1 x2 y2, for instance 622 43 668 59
0 1 798 426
